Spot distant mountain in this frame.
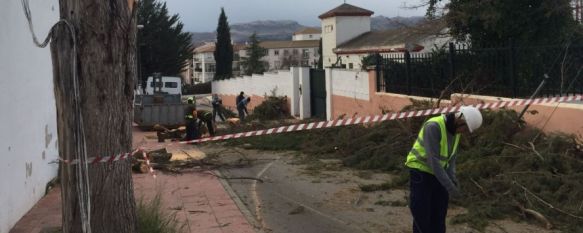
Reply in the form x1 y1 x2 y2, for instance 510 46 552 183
190 20 310 44
190 16 425 45
190 32 215 44
371 16 425 31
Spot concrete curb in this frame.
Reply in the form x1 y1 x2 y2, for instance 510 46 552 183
215 169 266 233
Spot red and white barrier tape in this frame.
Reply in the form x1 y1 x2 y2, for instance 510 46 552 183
141 150 156 178
178 95 582 144
53 148 157 178
53 95 582 165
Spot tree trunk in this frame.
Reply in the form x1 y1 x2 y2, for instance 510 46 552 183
51 1 138 232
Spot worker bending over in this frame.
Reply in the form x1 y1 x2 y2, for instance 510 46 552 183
196 109 215 137
405 106 482 233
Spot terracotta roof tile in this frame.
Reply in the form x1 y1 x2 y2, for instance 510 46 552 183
193 43 248 53
319 3 374 19
294 27 321 35
334 19 447 54
259 40 319 49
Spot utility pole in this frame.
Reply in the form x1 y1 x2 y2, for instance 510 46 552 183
51 0 139 232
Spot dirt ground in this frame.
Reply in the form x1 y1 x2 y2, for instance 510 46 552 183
195 144 558 233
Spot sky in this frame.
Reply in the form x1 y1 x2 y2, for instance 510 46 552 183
162 0 428 32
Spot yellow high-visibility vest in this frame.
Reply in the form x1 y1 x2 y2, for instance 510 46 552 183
405 115 460 175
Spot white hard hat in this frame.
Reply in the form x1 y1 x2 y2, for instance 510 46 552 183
456 106 483 133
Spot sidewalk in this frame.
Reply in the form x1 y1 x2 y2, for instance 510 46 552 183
10 127 256 233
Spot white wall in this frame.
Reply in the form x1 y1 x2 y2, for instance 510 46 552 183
293 33 321 41
338 54 366 70
330 69 370 101
212 67 312 119
0 1 60 232
212 70 295 97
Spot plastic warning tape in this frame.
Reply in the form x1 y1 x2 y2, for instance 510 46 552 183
141 150 156 178
179 95 582 145
54 95 581 165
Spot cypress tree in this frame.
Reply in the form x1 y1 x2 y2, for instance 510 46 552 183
214 8 233 80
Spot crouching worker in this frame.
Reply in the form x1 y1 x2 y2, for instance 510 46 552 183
196 109 215 137
405 106 482 233
183 98 200 141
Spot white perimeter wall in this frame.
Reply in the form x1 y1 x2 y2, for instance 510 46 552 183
330 69 370 101
212 67 312 118
0 1 60 232
212 70 295 97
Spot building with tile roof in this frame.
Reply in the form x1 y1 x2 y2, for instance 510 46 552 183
259 39 320 71
188 27 322 82
292 27 321 41
319 3 374 68
187 43 248 83
319 3 452 69
318 3 374 19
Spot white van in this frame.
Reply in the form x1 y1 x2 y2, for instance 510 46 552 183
144 76 182 95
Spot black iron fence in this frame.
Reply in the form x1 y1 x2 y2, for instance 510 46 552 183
374 43 583 98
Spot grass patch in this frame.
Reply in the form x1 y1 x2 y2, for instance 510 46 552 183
137 194 185 233
450 212 490 231
374 200 408 207
360 182 392 192
360 171 409 192
356 170 373 179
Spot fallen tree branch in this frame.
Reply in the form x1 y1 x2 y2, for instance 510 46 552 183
514 180 583 220
502 142 528 151
470 178 488 196
528 142 545 161
505 171 562 178
516 203 553 229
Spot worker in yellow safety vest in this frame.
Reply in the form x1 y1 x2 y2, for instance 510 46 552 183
405 106 482 233
183 97 199 141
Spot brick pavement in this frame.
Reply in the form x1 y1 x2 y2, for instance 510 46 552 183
10 126 256 233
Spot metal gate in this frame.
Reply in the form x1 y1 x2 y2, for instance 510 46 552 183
309 69 326 119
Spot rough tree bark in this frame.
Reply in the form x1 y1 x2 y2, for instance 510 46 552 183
51 0 138 232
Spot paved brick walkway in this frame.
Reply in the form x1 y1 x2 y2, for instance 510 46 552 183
134 172 255 233
10 127 256 233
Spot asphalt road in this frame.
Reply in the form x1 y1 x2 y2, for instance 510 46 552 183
212 148 409 233
199 145 560 233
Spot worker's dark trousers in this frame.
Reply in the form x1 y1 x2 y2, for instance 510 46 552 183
212 106 226 122
409 169 449 233
204 119 215 136
237 106 245 121
185 119 199 141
